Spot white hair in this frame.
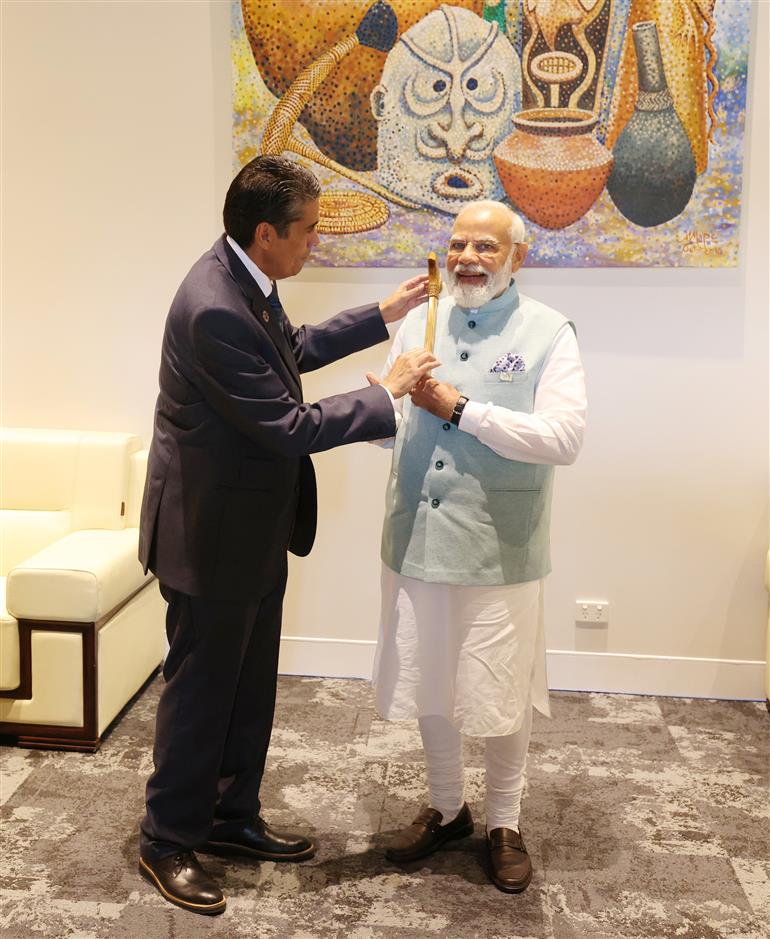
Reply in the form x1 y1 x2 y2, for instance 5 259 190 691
454 200 526 244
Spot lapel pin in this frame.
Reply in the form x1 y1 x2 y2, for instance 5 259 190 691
262 310 270 323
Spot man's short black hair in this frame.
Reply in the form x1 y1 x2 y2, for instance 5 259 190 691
223 156 321 248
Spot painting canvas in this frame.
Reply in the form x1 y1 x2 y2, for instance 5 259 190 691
231 0 752 268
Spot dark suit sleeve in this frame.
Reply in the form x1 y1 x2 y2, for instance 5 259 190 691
288 303 389 374
190 306 395 457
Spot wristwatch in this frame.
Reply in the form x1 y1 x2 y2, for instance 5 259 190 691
450 395 469 426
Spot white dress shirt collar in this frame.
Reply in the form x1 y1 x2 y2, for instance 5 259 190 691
226 235 273 299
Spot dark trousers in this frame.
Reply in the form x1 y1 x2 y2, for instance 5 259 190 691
140 563 287 861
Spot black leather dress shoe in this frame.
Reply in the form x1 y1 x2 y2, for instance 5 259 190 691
200 816 316 862
487 827 532 893
139 852 225 915
386 803 474 863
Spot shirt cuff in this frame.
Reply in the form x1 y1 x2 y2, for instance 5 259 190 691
457 398 485 435
383 386 397 412
367 387 399 447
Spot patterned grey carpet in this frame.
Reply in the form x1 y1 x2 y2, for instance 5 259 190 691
1 675 768 939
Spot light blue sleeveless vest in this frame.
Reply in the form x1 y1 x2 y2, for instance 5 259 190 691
381 282 568 586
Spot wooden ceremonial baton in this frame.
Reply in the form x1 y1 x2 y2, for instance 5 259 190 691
424 252 442 352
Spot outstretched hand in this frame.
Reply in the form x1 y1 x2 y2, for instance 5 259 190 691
379 274 430 324
366 348 441 399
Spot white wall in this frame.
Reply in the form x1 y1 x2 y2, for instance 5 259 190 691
1 0 230 442
2 1 767 697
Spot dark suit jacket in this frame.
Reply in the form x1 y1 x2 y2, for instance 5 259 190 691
139 235 395 599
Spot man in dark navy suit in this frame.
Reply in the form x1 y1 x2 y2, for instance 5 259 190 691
137 156 438 915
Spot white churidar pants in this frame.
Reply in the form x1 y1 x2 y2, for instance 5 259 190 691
418 701 532 830
374 566 549 829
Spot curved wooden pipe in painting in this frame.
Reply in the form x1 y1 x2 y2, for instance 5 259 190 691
261 0 419 210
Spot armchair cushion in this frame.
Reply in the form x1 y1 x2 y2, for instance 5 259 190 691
0 579 20 689
0 428 142 530
0 509 72 575
6 529 150 623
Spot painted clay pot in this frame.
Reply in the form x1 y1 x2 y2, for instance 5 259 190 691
606 21 696 227
493 108 614 230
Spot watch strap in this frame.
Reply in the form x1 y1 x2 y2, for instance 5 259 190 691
450 395 469 426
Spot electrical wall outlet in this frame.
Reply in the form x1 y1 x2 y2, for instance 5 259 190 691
575 600 610 626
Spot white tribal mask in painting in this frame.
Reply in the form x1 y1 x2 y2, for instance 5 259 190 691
370 5 522 215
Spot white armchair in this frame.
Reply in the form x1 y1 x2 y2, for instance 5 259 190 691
0 428 166 751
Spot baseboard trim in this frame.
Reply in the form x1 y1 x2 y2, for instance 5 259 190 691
278 636 766 701
278 636 376 681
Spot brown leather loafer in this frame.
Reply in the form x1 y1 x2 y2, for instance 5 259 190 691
139 852 226 915
200 816 316 862
386 803 474 863
487 827 532 893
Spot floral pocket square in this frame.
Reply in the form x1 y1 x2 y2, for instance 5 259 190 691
490 352 526 373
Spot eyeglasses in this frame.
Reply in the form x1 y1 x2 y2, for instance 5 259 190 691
447 240 526 256
447 240 501 256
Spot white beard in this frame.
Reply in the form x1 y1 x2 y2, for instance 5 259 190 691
447 257 514 309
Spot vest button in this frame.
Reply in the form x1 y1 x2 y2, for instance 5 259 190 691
442 422 451 431
468 320 476 329
431 498 440 508
460 351 469 361
435 460 444 470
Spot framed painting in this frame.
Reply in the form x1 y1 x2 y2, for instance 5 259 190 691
231 0 751 267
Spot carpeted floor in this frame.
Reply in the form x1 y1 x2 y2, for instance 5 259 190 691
1 675 768 939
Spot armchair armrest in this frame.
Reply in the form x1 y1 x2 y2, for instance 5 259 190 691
6 529 152 622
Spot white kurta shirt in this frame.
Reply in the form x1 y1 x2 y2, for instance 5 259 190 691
372 305 587 736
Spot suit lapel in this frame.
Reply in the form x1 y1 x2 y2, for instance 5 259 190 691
218 237 302 399
250 289 303 398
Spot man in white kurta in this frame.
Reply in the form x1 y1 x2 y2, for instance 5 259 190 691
370 201 586 893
